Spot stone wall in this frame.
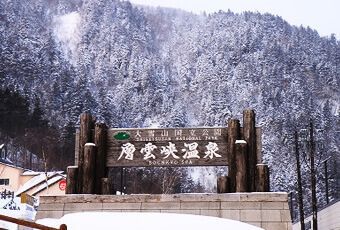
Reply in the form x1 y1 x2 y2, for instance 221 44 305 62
37 192 292 230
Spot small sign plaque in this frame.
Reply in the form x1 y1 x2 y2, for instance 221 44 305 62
20 193 35 206
59 179 67 191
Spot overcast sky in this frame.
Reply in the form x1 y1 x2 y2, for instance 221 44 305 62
128 0 339 39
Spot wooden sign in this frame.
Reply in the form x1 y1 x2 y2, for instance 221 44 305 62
106 127 228 167
20 193 35 206
68 109 269 194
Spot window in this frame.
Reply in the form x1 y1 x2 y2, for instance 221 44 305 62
0 179 9 185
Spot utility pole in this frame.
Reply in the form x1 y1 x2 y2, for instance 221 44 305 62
322 157 331 205
295 131 305 230
309 121 318 230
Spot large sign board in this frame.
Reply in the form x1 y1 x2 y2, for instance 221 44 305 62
106 127 228 167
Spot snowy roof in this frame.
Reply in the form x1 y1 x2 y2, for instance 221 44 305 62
21 171 41 176
0 158 13 165
15 171 64 196
31 175 65 196
37 212 264 230
0 160 23 170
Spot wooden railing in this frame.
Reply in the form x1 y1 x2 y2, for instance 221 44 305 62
0 214 67 230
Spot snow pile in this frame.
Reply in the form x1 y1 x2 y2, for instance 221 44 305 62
36 212 264 230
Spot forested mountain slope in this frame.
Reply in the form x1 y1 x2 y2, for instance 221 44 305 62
0 0 339 203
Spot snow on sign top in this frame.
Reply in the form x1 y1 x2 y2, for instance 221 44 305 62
235 140 247 144
106 127 229 167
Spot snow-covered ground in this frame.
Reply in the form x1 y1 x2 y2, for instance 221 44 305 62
0 197 36 230
37 212 264 230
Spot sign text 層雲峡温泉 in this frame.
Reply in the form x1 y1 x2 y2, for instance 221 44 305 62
106 127 228 167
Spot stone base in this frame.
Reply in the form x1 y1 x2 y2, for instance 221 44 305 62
37 192 292 230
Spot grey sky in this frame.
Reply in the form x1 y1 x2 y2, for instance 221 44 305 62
128 0 339 39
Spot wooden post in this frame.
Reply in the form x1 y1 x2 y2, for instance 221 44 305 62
256 128 262 164
217 176 230 193
66 166 78 194
227 119 240 192
78 113 94 194
256 164 270 192
235 140 248 192
74 130 79 166
83 143 96 194
101 178 111 195
94 123 107 194
243 109 256 192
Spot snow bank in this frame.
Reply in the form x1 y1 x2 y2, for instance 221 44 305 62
37 212 264 230
0 197 36 230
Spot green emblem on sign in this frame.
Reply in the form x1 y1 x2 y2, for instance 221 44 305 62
114 132 130 140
